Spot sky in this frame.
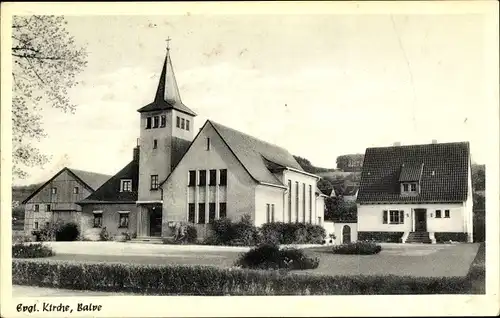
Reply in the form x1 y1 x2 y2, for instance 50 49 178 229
15 13 495 185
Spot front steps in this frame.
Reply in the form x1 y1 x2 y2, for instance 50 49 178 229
405 232 432 244
129 236 163 244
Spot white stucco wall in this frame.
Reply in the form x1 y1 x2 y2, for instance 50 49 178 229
254 185 285 226
357 203 466 233
281 170 319 224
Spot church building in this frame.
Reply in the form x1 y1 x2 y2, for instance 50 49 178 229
77 45 326 240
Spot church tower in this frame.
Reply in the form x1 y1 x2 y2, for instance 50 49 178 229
136 43 196 205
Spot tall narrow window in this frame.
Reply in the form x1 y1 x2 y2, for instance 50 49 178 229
302 183 306 222
209 203 216 222
309 185 312 223
146 117 152 129
198 203 206 224
188 170 196 186
266 204 271 223
160 115 166 127
153 116 159 128
176 116 180 128
46 204 51 212
51 187 57 194
209 169 217 186
188 203 195 223
271 204 275 222
73 187 79 194
150 175 159 190
153 139 158 149
219 202 227 219
219 169 227 186
186 120 190 131
206 137 211 150
383 210 388 224
288 180 292 222
34 222 38 230
199 170 207 186
295 181 299 222
181 118 185 129
34 204 39 212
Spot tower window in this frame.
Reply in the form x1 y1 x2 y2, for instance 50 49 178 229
73 187 79 194
188 203 195 223
51 187 57 194
34 204 39 212
160 115 166 128
46 204 51 212
181 118 185 129
153 116 159 128
186 120 190 131
206 137 211 150
188 170 196 186
153 139 158 149
146 117 152 129
176 116 180 128
150 175 159 190
219 202 227 219
209 203 216 222
219 169 227 186
209 169 217 186
198 203 206 224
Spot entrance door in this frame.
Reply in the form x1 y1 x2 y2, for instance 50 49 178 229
149 206 162 237
342 225 351 244
414 209 427 232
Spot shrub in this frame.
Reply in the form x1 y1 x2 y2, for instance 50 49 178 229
55 222 80 241
358 232 403 243
208 218 236 245
332 241 382 255
232 214 259 246
12 258 472 295
260 222 326 245
434 232 468 243
206 214 259 246
99 227 111 241
12 243 55 258
170 223 198 244
235 243 319 270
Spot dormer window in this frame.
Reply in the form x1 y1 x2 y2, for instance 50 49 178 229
401 182 418 194
120 179 132 192
410 183 417 191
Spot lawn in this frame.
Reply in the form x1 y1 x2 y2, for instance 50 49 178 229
44 243 480 278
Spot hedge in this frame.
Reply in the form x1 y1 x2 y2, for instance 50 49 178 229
13 259 472 295
332 241 382 255
357 232 404 243
260 222 326 245
12 243 55 258
235 244 319 270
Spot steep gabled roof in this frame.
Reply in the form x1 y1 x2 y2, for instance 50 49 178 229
210 121 304 186
137 49 196 117
78 159 139 204
357 142 470 204
22 168 111 204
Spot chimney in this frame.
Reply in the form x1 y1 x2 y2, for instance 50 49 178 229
133 146 140 161
393 142 401 146
432 139 438 144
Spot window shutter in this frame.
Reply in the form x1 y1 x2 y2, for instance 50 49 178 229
400 210 404 224
383 210 388 224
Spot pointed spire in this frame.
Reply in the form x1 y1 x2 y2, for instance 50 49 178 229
137 39 196 116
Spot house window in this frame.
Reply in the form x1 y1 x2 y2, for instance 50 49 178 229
410 183 417 191
288 180 292 222
309 185 312 223
146 117 152 129
266 204 271 223
153 139 158 149
160 115 166 128
46 204 51 212
199 170 207 186
118 212 129 228
176 116 180 128
34 204 39 212
93 212 103 228
206 137 211 150
295 181 299 222
188 170 196 186
51 187 57 194
73 187 79 194
181 118 185 129
435 210 442 218
188 203 195 223
209 169 217 186
384 210 404 224
219 169 227 186
153 116 159 128
198 203 206 224
150 175 159 190
271 204 275 222
219 202 227 219
302 183 306 222
34 222 38 230
209 203 216 222
445 209 450 218
403 184 409 192
186 120 190 131
120 179 132 192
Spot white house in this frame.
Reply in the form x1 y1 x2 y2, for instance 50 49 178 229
356 141 473 243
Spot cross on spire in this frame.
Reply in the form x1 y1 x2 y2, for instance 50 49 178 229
166 36 171 51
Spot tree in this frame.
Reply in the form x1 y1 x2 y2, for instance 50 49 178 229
336 154 364 172
471 164 485 191
12 15 88 179
317 178 333 196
